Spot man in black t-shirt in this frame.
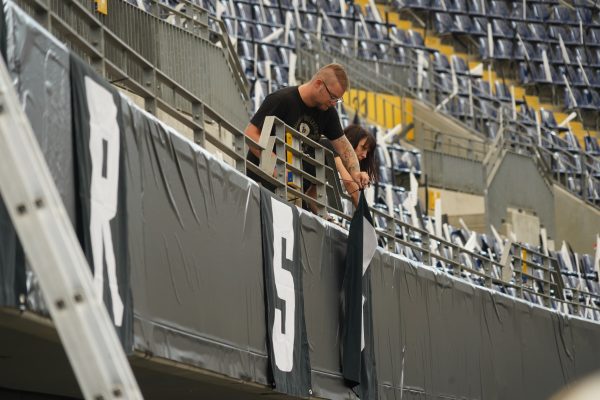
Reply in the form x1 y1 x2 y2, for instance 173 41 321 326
244 63 370 190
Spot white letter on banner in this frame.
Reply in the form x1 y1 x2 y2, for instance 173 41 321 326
271 199 296 372
85 77 124 327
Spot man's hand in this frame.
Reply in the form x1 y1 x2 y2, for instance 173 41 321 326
331 135 370 188
351 170 370 189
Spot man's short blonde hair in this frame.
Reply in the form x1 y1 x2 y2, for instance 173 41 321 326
313 63 349 92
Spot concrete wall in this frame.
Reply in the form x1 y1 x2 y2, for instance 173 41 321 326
413 100 482 140
422 150 485 194
501 207 541 246
419 187 486 232
486 152 556 240
553 185 600 254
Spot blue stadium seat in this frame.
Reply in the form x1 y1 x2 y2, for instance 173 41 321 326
378 165 393 185
582 89 600 111
491 18 513 39
494 39 514 60
540 109 569 132
432 51 451 72
573 47 589 66
472 78 494 100
488 0 510 18
391 185 408 209
586 176 600 203
450 96 471 118
430 0 450 11
392 45 410 65
435 72 453 94
575 6 594 25
564 131 583 153
477 98 499 121
394 0 432 10
454 14 483 35
584 136 600 156
451 55 470 75
510 2 533 21
585 28 600 47
549 5 577 24
494 81 513 103
513 40 536 61
317 0 341 14
521 63 560 85
531 3 551 21
448 0 468 13
433 13 458 35
580 254 600 295
547 26 578 45
389 146 422 176
529 23 550 42
372 203 390 234
466 0 485 16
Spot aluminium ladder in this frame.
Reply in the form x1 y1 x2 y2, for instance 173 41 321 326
0 56 143 399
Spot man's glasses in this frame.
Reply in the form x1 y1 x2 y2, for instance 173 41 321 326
322 81 344 104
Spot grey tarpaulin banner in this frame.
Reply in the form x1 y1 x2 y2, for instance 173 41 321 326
70 53 133 350
260 188 312 397
0 1 73 309
342 191 378 399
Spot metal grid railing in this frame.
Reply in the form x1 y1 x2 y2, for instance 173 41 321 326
15 0 249 173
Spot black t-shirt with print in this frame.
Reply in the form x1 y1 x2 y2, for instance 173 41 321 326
248 86 344 166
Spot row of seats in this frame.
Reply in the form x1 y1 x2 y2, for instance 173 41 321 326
150 0 600 144
397 0 599 26
396 0 600 114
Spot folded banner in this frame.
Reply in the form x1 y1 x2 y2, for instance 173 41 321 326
260 189 311 397
342 191 378 399
70 54 133 350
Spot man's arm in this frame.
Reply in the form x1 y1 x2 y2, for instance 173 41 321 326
334 156 360 207
244 123 262 159
330 136 370 188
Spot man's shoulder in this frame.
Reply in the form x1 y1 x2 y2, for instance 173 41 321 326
265 85 299 102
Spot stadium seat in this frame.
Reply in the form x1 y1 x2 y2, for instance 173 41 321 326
489 1 510 18
540 109 569 132
584 136 600 156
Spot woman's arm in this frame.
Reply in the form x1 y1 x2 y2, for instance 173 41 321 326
334 156 360 208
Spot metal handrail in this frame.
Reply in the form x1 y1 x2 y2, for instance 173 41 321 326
245 116 341 218
369 204 600 316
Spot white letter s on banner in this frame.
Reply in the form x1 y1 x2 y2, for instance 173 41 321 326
270 199 296 372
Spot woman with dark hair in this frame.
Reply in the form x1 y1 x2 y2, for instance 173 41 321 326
307 124 378 212
333 124 379 207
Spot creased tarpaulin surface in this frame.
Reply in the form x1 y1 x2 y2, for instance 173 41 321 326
0 1 73 308
121 97 268 384
1 2 600 399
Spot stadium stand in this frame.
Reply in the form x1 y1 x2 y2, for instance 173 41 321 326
200 0 600 212
113 0 600 320
1 0 600 398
